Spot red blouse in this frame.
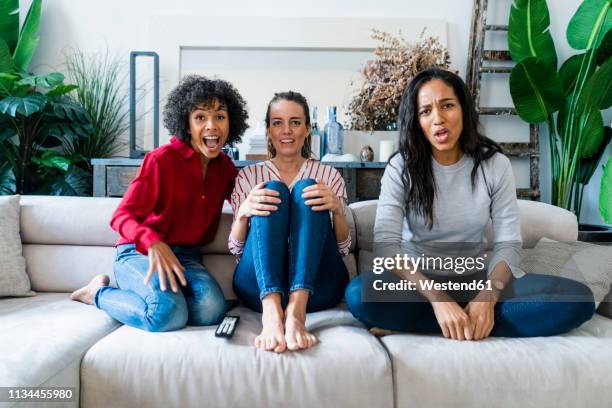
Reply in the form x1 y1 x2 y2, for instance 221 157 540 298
110 136 238 254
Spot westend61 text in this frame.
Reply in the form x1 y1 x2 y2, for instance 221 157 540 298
373 279 493 292
372 254 487 275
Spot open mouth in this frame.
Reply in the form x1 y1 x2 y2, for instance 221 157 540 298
203 136 220 150
280 138 295 144
433 129 449 143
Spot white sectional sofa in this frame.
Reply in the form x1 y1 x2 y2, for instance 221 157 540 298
1 195 611 408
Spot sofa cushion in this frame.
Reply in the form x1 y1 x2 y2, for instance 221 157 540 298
81 306 394 408
381 314 612 408
20 196 120 246
0 195 32 297
0 293 120 392
521 238 612 306
23 245 117 293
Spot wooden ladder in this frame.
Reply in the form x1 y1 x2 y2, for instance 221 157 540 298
466 0 540 200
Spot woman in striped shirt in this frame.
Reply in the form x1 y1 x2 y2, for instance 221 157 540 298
229 91 350 353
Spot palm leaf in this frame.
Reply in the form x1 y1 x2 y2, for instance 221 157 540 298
558 52 596 97
580 126 611 184
600 156 612 224
509 57 565 123
508 0 557 68
0 0 18 54
0 39 13 72
567 0 612 51
597 29 612 64
12 0 41 72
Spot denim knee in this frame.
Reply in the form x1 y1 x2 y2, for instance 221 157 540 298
291 178 317 203
264 180 290 196
345 276 365 318
187 282 228 326
143 292 188 332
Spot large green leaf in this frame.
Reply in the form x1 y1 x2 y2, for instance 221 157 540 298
18 72 65 89
0 93 46 117
509 57 566 123
0 0 18 54
46 84 78 97
46 98 92 125
567 0 612 51
0 159 16 195
578 105 604 158
600 156 612 224
597 29 612 64
580 126 611 184
12 0 41 72
0 72 18 94
0 39 13 72
558 52 596 97
579 55 612 109
47 164 92 196
32 152 71 172
508 0 557 68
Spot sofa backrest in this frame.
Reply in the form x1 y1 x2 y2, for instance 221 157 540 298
18 196 358 295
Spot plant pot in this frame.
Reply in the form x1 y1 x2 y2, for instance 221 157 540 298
578 224 612 244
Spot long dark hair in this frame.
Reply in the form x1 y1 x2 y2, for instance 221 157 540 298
396 68 502 228
265 91 312 159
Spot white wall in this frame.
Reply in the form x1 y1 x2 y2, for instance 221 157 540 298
24 0 610 225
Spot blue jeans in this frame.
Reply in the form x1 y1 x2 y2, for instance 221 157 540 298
233 179 349 313
345 270 595 337
95 243 227 332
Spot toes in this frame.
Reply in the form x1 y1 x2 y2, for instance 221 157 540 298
306 333 317 348
285 333 299 351
273 337 286 353
296 332 307 349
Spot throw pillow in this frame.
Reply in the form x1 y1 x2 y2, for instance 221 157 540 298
520 237 612 307
0 195 34 297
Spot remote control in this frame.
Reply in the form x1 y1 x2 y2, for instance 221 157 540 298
215 315 240 338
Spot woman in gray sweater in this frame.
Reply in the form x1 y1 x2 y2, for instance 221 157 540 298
345 68 595 340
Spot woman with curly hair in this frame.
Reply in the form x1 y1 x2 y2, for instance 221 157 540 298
229 91 350 353
345 68 594 340
71 75 249 332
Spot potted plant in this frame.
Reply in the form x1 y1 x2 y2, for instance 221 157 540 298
0 0 93 195
507 0 611 242
347 30 451 131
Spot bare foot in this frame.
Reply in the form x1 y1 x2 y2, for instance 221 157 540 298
255 294 286 353
285 313 317 351
369 327 396 337
284 290 317 351
70 274 110 305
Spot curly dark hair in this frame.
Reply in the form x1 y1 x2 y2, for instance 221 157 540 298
163 75 249 146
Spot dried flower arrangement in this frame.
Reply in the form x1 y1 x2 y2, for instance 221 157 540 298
346 30 452 131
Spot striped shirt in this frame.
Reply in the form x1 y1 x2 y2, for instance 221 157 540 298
229 159 351 257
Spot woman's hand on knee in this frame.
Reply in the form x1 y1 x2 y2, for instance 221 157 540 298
431 301 473 341
464 299 495 340
302 179 342 215
238 182 281 220
145 242 187 293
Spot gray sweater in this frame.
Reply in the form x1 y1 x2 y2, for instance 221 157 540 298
374 152 524 278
